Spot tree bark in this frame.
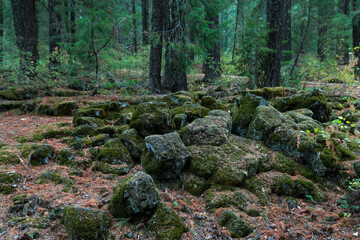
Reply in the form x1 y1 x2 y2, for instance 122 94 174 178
132 0 138 53
70 0 76 48
49 0 62 71
11 0 39 78
141 0 149 45
204 8 221 83
280 0 291 62
0 0 3 65
232 0 241 62
353 0 360 78
339 0 350 64
317 1 329 61
163 0 188 92
265 0 282 87
148 0 166 92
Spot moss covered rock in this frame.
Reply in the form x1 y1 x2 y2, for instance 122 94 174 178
29 144 55 166
353 161 360 176
0 171 21 194
91 133 110 147
73 107 106 124
181 172 209 196
170 102 210 123
179 110 232 146
141 132 190 180
147 203 188 240
219 210 253 238
98 138 133 166
73 117 105 128
205 189 232 209
73 125 98 137
130 102 173 137
0 151 20 165
232 93 267 136
119 128 145 162
272 89 331 122
92 162 129 175
200 95 225 110
54 102 77 116
58 149 76 166
63 206 111 240
108 172 161 218
173 113 187 129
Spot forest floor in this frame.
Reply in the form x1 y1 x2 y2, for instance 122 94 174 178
0 81 360 239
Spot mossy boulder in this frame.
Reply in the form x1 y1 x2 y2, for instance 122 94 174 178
205 189 232 209
272 174 295 196
0 151 20 165
58 149 76 166
91 134 110 147
258 152 295 175
170 103 210 123
29 144 55 166
219 210 253 238
63 206 111 240
119 128 145 162
54 102 77 116
0 171 21 194
147 203 188 240
92 162 129 175
73 107 106 124
141 132 190 180
73 117 105 128
272 89 331 122
73 125 98 137
232 93 267 136
353 160 360 176
0 88 29 100
339 109 359 123
130 102 173 137
108 172 161 218
181 172 209 196
179 110 232 146
334 140 356 161
173 113 187 129
200 95 225 110
97 138 133 166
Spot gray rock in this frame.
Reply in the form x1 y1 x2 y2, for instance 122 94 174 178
219 210 253 238
97 138 133 166
29 144 55 166
120 129 145 162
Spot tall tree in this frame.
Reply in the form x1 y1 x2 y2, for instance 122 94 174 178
49 0 62 71
141 0 149 45
163 0 188 92
317 0 332 61
70 0 76 48
353 0 360 78
132 0 138 53
11 0 39 78
232 0 242 62
0 0 3 65
148 0 166 92
339 0 350 64
203 5 221 83
280 0 291 61
265 0 282 87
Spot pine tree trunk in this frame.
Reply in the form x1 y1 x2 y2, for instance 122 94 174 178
339 0 350 64
317 1 328 61
132 0 138 53
148 0 166 92
204 9 221 83
141 0 149 45
11 0 39 79
265 0 282 87
353 0 360 78
163 0 188 92
280 0 291 62
0 0 3 65
49 0 62 71
70 0 76 48
232 0 241 62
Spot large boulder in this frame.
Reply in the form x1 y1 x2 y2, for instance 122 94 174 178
219 210 253 238
130 102 173 137
119 128 145 162
63 206 111 240
179 110 232 146
170 102 210 123
72 107 106 124
147 203 188 240
108 172 161 218
97 138 133 166
232 93 267 137
141 132 190 180
29 144 55 166
272 89 331 122
73 117 105 128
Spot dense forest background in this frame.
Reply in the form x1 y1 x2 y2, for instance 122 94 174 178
0 0 360 93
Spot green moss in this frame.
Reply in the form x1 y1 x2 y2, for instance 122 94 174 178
334 141 356 161
245 177 269 206
273 153 295 174
0 151 20 165
147 203 188 240
219 210 253 238
246 209 261 217
0 171 21 194
92 162 129 175
0 88 26 100
73 117 105 128
182 173 209 196
55 102 77 116
346 140 360 153
295 164 319 182
59 149 76 166
353 161 360 176
91 134 110 147
63 206 111 240
320 149 339 170
205 189 232 209
38 171 73 190
73 107 106 124
294 178 326 202
170 103 210 122
272 175 295 196
98 139 133 165
29 145 55 166
73 125 98 137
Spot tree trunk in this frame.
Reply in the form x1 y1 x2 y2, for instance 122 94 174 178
353 0 360 78
280 0 291 62
232 0 241 62
132 0 138 53
148 0 166 92
204 9 221 83
141 0 149 45
49 0 62 71
265 0 282 87
70 0 76 48
11 0 39 79
0 0 3 65
317 1 329 61
163 0 188 92
339 0 350 64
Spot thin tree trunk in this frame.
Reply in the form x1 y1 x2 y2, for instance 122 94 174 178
339 0 350 64
353 0 360 78
11 0 39 79
232 0 241 62
0 0 3 65
317 1 328 61
265 0 282 87
132 0 138 53
148 0 166 92
280 0 291 62
49 0 62 71
290 0 312 77
163 0 188 92
141 0 149 45
70 0 76 48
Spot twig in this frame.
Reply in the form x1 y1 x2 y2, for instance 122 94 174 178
19 156 29 171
